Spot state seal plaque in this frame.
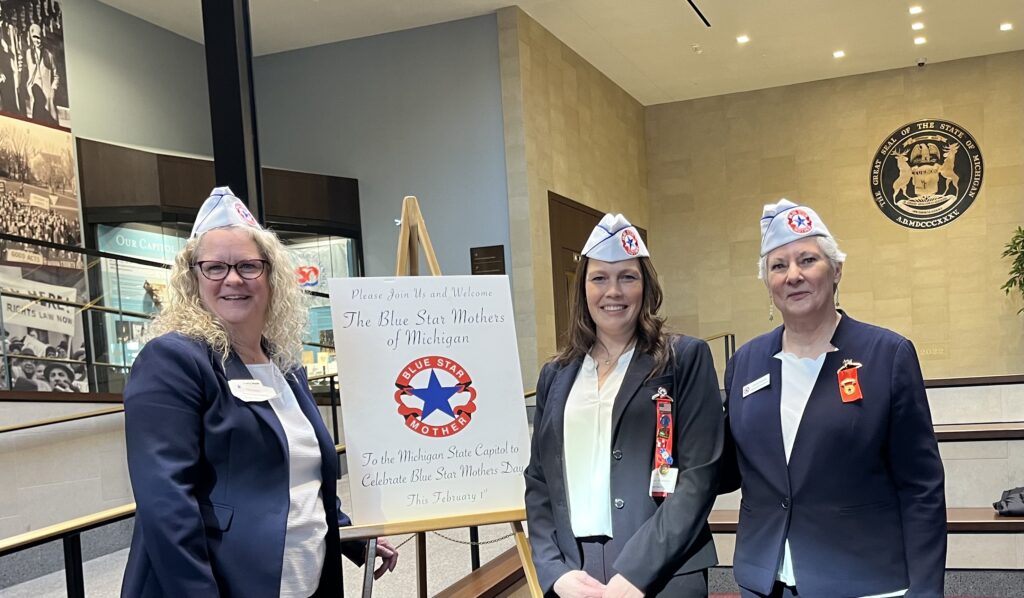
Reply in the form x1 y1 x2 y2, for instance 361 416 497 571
870 119 983 229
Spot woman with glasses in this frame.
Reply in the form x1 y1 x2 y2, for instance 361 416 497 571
121 188 398 598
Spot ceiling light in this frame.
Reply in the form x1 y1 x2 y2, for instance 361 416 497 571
833 50 845 58
914 36 927 45
912 22 925 30
909 6 923 15
1001 23 1013 31
736 35 750 44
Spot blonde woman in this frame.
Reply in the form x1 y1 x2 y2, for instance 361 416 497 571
121 188 397 598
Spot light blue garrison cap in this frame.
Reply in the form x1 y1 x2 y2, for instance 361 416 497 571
190 187 262 238
581 213 649 262
759 199 832 257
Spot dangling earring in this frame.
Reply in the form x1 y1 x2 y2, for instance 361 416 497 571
834 283 841 310
768 296 775 322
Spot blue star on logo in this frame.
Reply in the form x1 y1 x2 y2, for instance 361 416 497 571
410 370 461 419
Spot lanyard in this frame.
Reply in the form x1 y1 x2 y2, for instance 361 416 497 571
651 386 674 498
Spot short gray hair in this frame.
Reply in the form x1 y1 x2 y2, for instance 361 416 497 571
758 235 846 280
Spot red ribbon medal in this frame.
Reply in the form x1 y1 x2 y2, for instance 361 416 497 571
837 359 863 403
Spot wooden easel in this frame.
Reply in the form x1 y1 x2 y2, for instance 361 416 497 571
348 196 542 598
394 195 442 277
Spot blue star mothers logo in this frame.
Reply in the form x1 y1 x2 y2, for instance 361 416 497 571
394 356 477 437
411 370 460 418
620 228 641 256
786 209 813 234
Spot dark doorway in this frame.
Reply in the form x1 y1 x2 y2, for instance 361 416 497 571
548 192 647 351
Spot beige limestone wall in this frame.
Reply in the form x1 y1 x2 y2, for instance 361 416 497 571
498 7 649 383
646 51 1024 378
0 403 131 539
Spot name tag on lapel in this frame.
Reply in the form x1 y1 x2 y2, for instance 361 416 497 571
229 379 277 402
742 373 770 398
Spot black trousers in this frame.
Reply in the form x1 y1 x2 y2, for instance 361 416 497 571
577 536 708 597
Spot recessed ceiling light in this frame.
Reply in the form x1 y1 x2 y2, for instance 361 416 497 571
833 50 845 58
909 6 923 15
914 36 927 45
1001 23 1013 31
912 22 925 30
737 35 750 44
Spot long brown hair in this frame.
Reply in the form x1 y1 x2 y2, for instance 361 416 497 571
554 255 670 374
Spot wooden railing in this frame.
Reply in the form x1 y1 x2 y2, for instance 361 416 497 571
707 508 1024 534
703 332 737 362
0 405 124 434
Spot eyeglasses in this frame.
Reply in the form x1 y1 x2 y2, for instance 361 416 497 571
193 259 269 281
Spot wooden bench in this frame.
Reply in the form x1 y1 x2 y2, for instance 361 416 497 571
933 422 1024 442
708 508 1024 533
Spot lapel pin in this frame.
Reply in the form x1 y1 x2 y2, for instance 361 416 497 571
836 359 863 402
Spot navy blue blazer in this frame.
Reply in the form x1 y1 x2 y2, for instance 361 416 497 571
722 313 946 598
121 333 365 598
525 336 723 596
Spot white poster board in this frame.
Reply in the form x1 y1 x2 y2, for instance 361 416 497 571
328 275 531 525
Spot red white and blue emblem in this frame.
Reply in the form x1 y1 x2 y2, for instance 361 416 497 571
394 356 476 437
233 200 259 227
786 209 813 234
620 228 641 256
296 265 321 288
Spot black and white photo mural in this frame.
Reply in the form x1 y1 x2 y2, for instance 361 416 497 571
0 0 85 392
0 0 76 261
0 0 68 126
0 115 77 257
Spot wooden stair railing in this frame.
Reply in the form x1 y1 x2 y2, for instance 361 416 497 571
435 547 526 598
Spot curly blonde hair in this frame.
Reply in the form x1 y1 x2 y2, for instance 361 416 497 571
148 226 307 371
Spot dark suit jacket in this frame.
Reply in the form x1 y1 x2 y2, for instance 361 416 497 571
121 333 365 598
722 313 946 598
525 335 723 596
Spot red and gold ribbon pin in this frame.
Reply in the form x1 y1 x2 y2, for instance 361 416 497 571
837 359 863 403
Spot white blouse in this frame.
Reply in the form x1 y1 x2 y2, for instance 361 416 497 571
563 348 634 538
774 351 907 598
247 363 328 598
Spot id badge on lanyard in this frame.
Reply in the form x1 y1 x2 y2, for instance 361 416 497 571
649 386 678 497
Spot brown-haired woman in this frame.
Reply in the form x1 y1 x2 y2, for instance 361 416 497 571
524 214 724 598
